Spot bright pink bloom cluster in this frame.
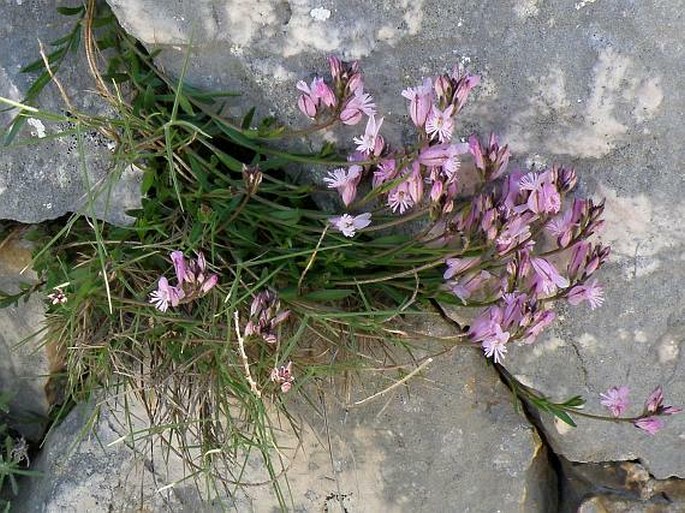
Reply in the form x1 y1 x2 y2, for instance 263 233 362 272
297 58 609 363
149 251 218 312
296 56 375 124
245 290 290 344
600 386 681 435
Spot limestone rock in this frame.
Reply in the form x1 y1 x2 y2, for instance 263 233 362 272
0 0 142 225
0 232 54 441
14 331 556 512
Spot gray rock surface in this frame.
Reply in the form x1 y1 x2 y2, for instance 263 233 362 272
101 0 685 480
0 0 142 225
14 326 556 512
0 233 53 441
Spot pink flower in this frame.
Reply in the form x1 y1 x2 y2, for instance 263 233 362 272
443 256 480 280
425 104 455 143
519 172 561 215
47 288 68 305
530 257 570 294
372 159 397 188
270 361 294 393
340 90 376 125
401 78 433 127
482 324 510 363
170 250 188 284
353 115 384 155
633 416 665 435
418 143 468 175
330 212 372 237
600 386 630 417
644 386 682 416
323 166 362 206
387 181 414 214
566 280 604 309
149 277 185 312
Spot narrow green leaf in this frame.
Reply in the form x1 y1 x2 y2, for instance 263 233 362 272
303 289 354 301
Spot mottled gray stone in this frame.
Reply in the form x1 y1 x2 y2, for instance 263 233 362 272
0 234 52 441
14 324 556 512
48 0 685 495
0 0 142 225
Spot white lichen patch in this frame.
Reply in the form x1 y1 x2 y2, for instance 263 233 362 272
633 330 648 343
657 335 680 364
309 6 331 21
531 336 564 358
507 49 662 158
27 118 47 138
577 333 598 352
514 0 541 19
595 185 685 265
575 0 598 9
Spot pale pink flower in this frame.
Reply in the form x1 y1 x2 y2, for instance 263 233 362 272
443 256 480 280
149 277 185 312
353 115 384 155
270 361 294 393
330 212 372 237
633 416 665 435
519 172 561 215
323 166 362 206
401 78 433 127
340 90 376 125
170 250 188 284
418 143 467 176
531 257 570 295
600 386 630 417
425 104 455 143
310 77 336 107
566 279 604 309
387 181 414 214
47 288 68 305
372 159 397 188
482 324 510 364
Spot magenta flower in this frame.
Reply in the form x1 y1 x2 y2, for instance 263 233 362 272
425 104 455 143
401 78 433 127
353 115 384 155
323 166 362 206
599 386 630 417
330 212 372 237
633 416 665 435
149 276 185 312
566 280 604 309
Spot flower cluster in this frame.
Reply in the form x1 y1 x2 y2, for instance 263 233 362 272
600 385 681 435
149 251 218 312
457 165 608 362
244 290 290 344
297 58 609 364
296 56 375 125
